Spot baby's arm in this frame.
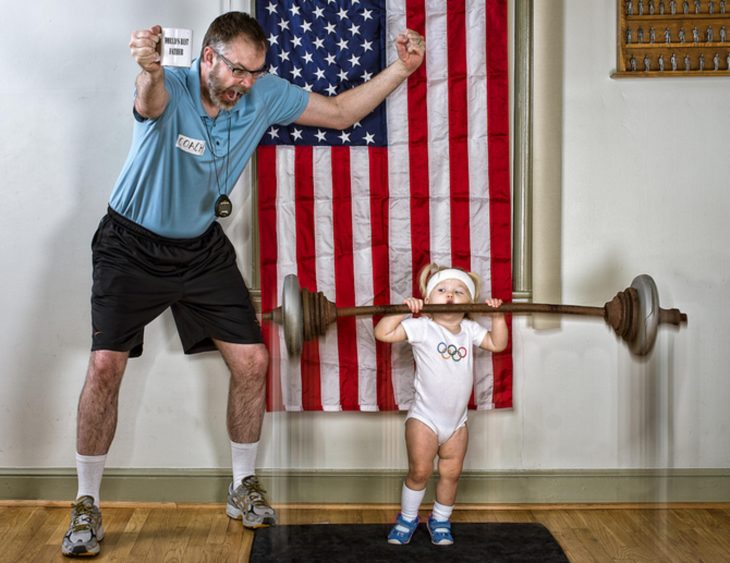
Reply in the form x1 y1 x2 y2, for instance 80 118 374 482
479 298 509 353
373 297 422 343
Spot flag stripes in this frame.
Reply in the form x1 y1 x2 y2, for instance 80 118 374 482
257 0 512 412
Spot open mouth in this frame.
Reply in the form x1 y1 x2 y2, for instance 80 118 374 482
216 86 247 107
224 89 242 103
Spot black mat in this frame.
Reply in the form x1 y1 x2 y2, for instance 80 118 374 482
250 522 569 562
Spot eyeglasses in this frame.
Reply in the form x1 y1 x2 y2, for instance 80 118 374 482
212 48 268 79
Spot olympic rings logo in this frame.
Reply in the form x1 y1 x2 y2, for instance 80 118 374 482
437 342 467 362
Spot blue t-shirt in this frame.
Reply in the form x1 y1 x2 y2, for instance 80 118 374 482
108 61 309 238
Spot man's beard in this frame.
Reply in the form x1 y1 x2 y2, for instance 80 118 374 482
206 63 248 110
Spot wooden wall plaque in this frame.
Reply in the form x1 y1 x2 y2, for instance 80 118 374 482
614 0 730 76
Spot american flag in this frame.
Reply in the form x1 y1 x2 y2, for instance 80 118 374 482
256 0 512 412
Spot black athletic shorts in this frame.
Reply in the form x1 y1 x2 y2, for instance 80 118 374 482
90 208 262 357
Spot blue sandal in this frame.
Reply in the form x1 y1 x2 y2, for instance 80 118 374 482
427 515 454 545
387 513 419 545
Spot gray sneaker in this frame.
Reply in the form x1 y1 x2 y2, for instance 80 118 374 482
226 475 277 528
61 495 104 557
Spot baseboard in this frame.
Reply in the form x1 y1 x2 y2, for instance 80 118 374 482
1 468 729 504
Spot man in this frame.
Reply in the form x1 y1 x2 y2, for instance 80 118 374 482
61 11 424 558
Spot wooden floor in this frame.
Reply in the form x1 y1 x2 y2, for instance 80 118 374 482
2 502 729 562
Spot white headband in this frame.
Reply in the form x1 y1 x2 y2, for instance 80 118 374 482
425 269 476 301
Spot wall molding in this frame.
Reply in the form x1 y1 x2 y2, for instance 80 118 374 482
2 468 729 504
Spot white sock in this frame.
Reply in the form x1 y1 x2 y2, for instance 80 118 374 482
75 452 106 505
231 440 258 486
432 500 454 522
400 483 426 521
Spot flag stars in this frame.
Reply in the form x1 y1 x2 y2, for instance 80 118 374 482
259 1 387 147
338 130 351 143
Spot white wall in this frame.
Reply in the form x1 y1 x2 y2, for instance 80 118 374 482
1 0 728 481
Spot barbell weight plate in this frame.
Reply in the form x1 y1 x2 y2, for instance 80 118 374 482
629 274 659 356
282 274 304 356
273 273 680 357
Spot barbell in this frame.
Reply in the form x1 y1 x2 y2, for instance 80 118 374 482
262 274 687 357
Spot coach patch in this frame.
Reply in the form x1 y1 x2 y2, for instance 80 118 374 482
176 134 206 156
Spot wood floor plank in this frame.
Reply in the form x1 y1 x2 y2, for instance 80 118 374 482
2 503 730 562
127 506 170 560
689 525 730 561
219 517 252 563
455 508 502 522
106 507 151 561
0 504 30 532
493 509 537 523
550 528 599 563
568 525 615 562
6 507 56 562
93 506 134 554
206 507 232 546
358 508 391 524
581 509 642 560
23 507 64 560
598 509 665 562
159 507 197 563
529 508 576 532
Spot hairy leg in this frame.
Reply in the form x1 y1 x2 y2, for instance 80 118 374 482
434 425 468 506
76 350 129 455
404 418 439 491
215 340 269 443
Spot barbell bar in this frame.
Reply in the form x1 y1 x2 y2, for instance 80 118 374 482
262 273 687 357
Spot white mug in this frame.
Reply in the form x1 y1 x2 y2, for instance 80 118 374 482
160 27 193 67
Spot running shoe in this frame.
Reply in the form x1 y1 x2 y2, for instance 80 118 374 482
226 475 277 528
61 495 104 557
